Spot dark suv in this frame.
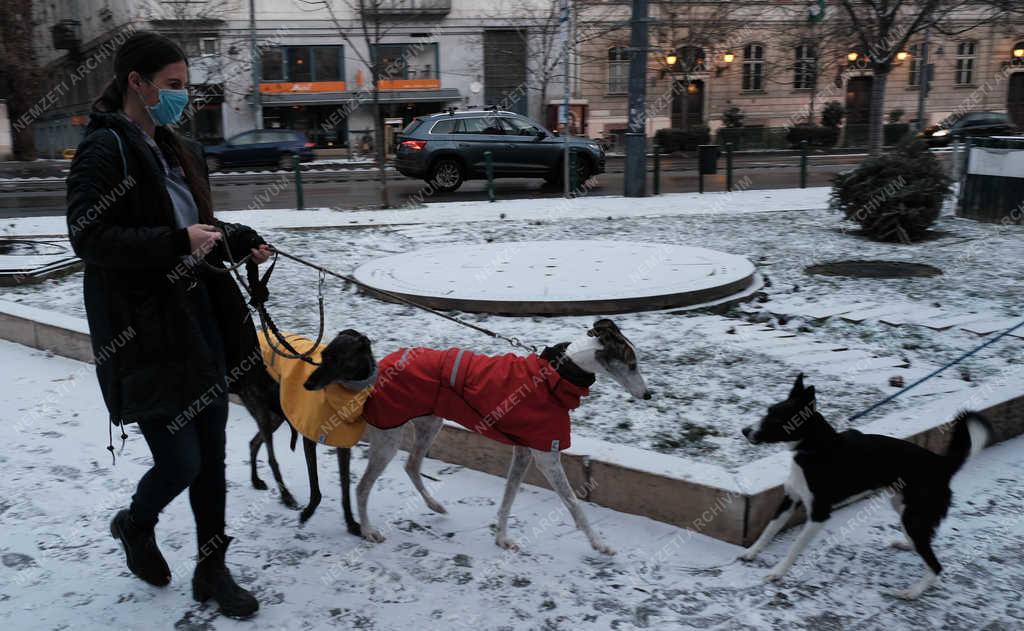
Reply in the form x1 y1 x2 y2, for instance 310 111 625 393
394 109 605 192
919 111 1019 147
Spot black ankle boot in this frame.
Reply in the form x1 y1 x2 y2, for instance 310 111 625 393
110 509 171 587
192 535 259 619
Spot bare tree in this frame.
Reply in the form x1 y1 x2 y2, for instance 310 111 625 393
295 0 404 208
834 0 1006 155
652 0 743 131
0 0 45 160
485 0 627 121
759 8 856 128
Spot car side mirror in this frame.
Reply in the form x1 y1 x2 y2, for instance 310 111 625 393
552 129 560 137
534 130 546 139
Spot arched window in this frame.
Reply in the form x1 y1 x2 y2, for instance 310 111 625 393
673 46 706 73
955 41 976 85
793 44 816 89
608 46 631 94
742 44 765 91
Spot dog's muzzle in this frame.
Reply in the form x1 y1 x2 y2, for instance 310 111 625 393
340 364 379 391
741 426 759 444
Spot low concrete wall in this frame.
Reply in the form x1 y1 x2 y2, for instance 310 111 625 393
2 298 1022 547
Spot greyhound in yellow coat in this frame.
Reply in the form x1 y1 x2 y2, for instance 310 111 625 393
240 329 376 528
257 331 370 448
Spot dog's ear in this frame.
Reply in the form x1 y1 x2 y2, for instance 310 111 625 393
804 385 815 400
790 373 806 398
588 318 619 341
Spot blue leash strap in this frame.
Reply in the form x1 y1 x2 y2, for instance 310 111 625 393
847 317 1024 422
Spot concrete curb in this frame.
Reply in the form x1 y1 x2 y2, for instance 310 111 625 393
1 298 1021 546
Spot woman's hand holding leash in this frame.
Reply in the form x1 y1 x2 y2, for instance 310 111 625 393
187 223 222 257
250 244 272 264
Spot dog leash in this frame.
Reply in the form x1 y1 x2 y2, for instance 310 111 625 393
267 246 541 354
847 317 1024 422
197 227 327 365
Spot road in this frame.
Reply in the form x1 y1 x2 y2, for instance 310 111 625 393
0 152 948 218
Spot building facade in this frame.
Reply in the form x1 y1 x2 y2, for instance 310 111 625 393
27 0 568 156
576 2 1024 144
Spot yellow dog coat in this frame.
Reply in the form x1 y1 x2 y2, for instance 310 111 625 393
257 331 371 447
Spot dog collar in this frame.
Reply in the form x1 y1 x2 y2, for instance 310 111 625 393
339 364 379 391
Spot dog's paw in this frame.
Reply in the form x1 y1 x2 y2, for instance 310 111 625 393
495 534 520 552
885 587 922 600
279 490 300 510
425 499 447 514
591 541 616 556
764 565 787 583
738 548 759 562
889 539 913 551
251 478 268 491
362 527 386 543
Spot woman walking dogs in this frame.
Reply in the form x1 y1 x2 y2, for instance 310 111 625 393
66 32 272 619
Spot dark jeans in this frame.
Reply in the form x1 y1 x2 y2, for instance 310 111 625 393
129 278 230 553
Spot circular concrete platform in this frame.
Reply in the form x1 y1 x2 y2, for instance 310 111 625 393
353 240 757 315
0 239 82 287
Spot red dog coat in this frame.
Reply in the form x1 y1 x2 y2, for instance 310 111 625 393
362 347 590 451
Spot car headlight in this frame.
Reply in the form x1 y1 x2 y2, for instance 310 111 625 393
932 129 949 137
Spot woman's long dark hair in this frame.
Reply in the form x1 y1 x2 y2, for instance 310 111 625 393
93 31 213 223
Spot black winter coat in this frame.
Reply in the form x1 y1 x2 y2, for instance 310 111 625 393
66 111 262 425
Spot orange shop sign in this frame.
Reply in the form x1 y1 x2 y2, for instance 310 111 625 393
260 81 348 94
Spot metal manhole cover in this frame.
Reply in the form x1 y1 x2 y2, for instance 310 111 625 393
805 260 942 278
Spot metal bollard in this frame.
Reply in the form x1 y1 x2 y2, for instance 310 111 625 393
292 153 304 210
484 150 495 203
726 142 734 192
568 150 577 195
653 143 661 195
799 140 808 189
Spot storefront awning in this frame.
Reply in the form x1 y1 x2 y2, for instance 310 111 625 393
261 89 462 106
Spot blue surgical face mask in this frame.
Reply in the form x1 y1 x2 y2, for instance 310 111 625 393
141 77 189 126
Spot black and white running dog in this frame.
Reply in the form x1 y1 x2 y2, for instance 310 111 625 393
739 373 990 599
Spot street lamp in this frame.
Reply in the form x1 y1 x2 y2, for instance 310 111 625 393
847 51 859 62
896 50 910 62
1014 47 1024 59
665 52 678 67
722 52 735 64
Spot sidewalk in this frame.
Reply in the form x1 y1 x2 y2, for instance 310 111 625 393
0 337 1022 629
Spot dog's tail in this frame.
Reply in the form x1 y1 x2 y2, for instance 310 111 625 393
945 411 991 477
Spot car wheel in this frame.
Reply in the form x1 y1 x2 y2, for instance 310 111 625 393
205 156 221 172
548 155 592 188
278 154 298 171
429 158 463 192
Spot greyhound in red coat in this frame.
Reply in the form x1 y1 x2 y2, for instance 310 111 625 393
356 319 651 555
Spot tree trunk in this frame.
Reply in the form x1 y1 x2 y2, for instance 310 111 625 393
867 67 889 156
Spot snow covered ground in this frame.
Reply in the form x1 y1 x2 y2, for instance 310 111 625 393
3 191 1021 468
0 339 1022 630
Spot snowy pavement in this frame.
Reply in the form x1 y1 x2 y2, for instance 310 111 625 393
1 339 1022 630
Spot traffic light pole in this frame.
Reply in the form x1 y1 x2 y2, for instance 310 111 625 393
623 0 648 197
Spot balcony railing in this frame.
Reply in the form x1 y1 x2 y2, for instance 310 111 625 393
362 0 451 17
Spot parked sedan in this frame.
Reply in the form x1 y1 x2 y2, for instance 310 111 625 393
919 111 1019 147
394 109 605 192
204 129 315 171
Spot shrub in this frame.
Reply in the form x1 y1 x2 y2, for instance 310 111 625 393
785 124 838 148
721 106 745 129
654 127 711 152
830 140 952 242
821 101 845 128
